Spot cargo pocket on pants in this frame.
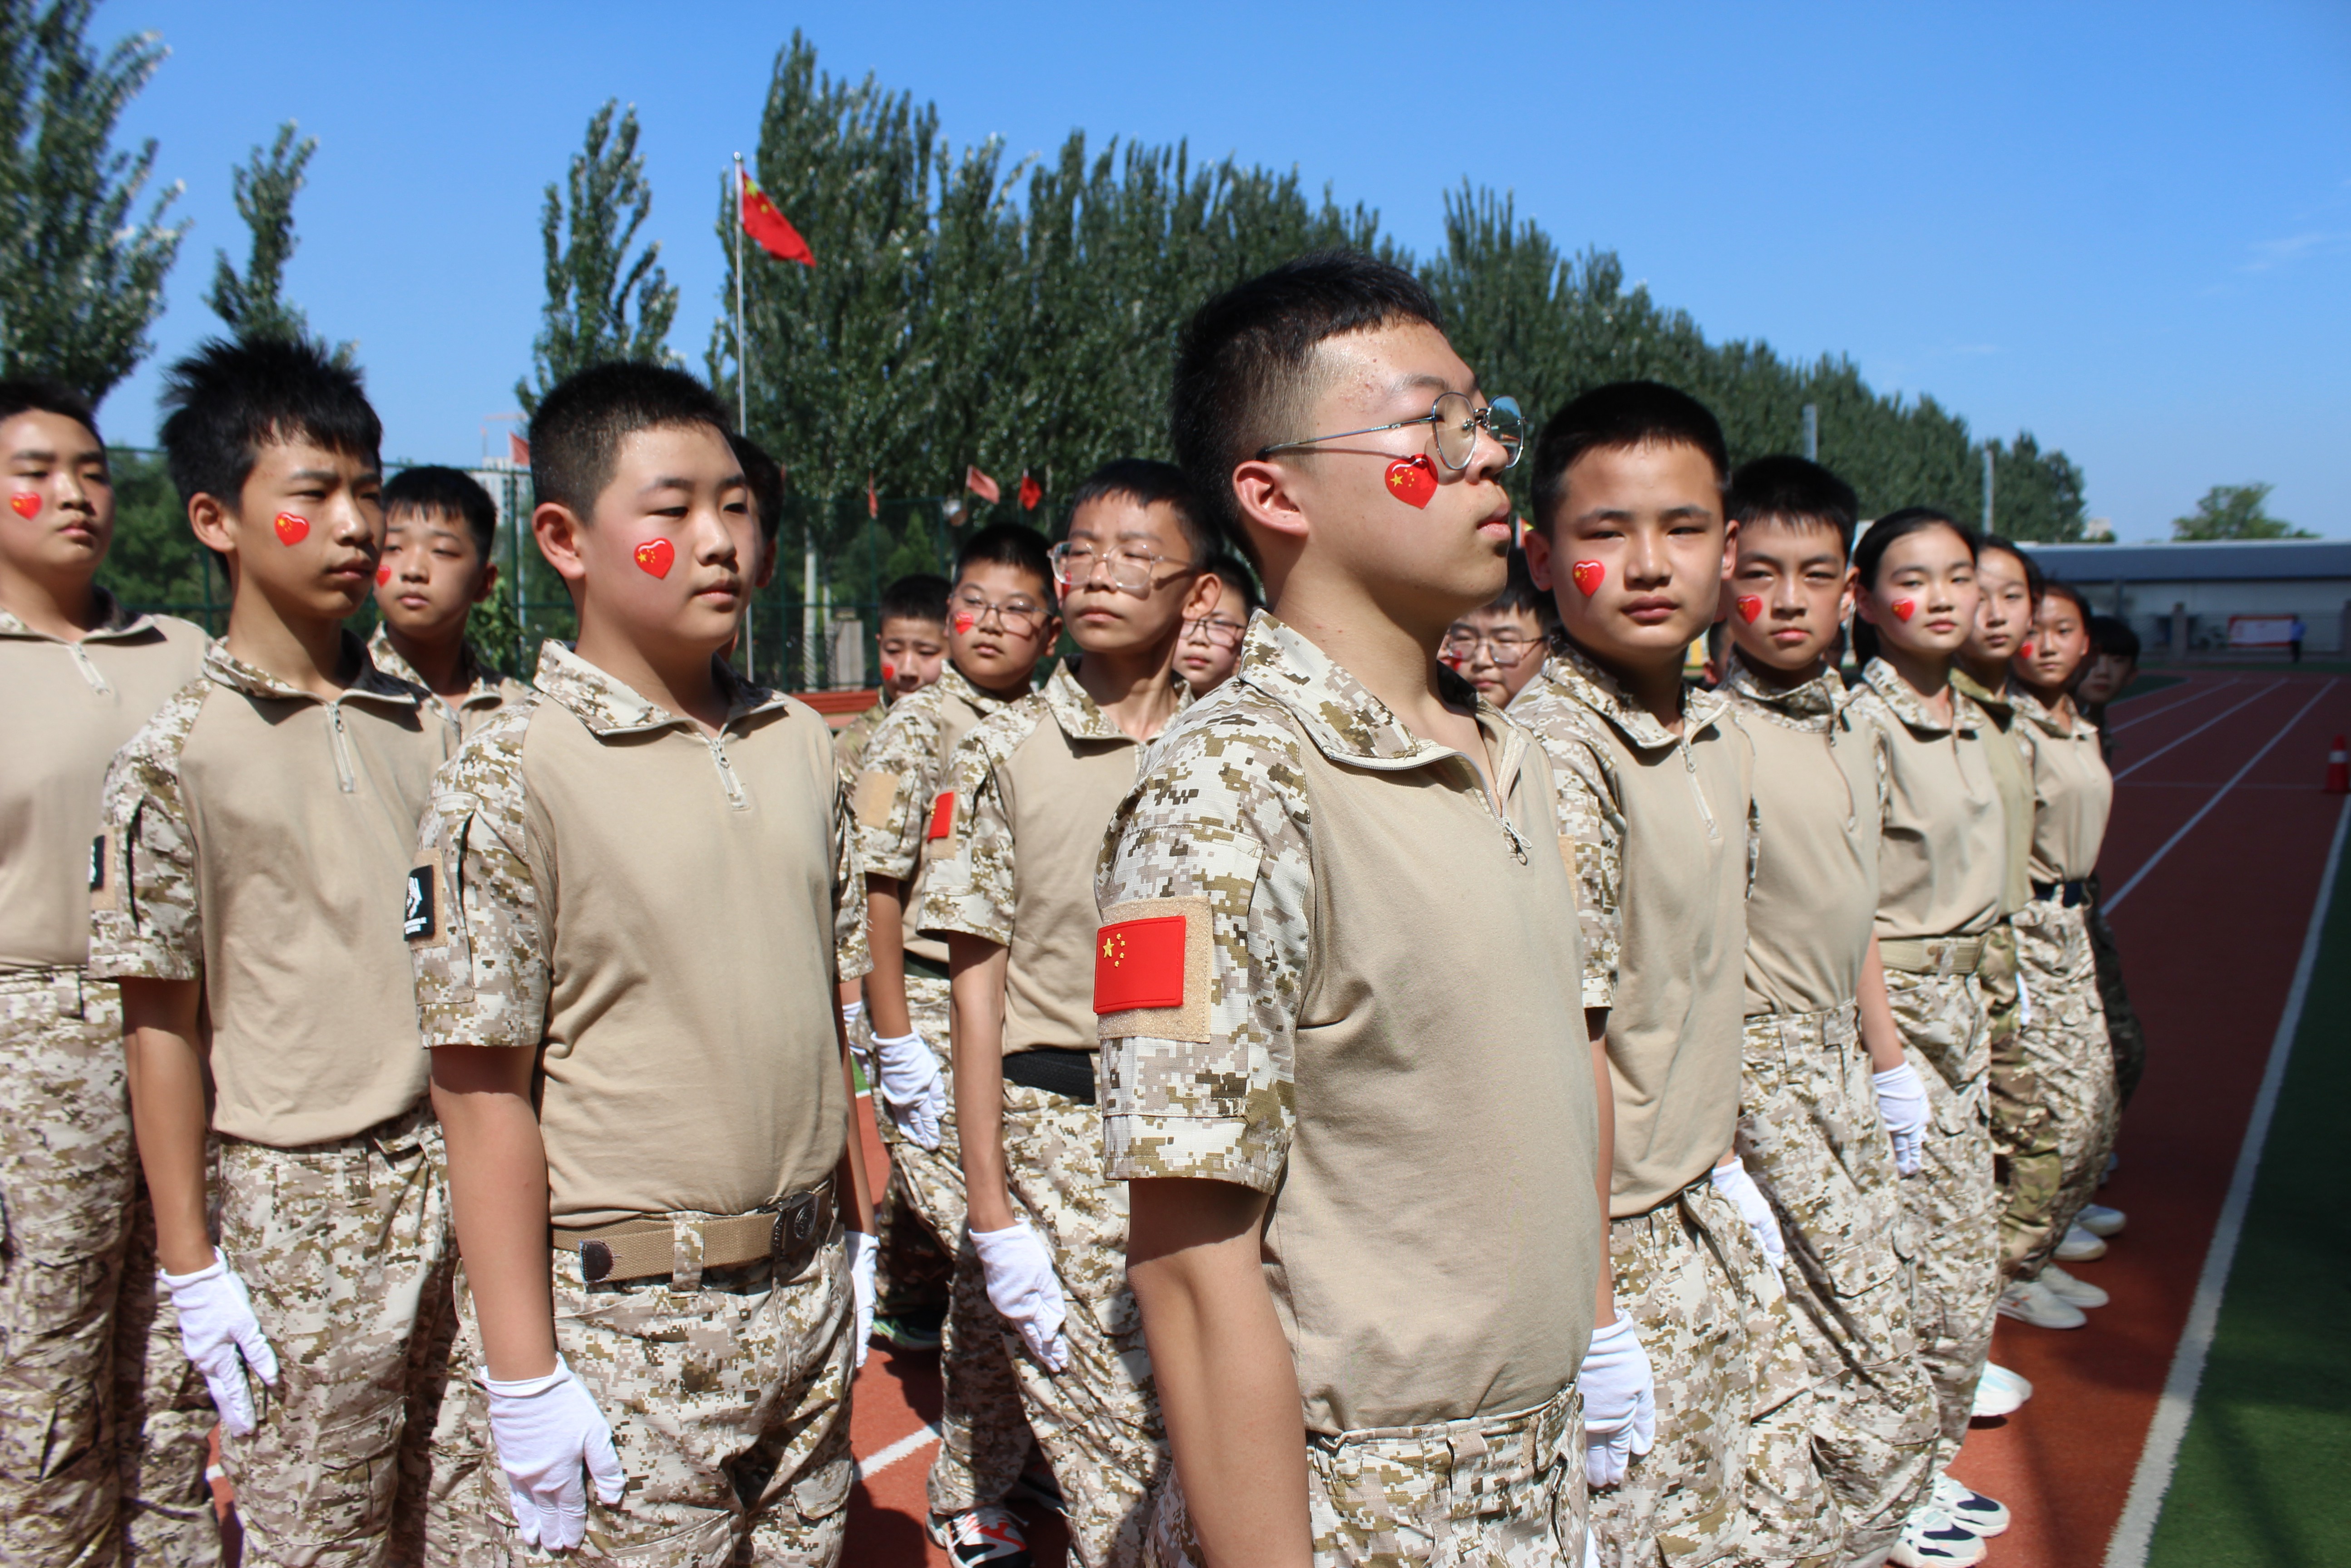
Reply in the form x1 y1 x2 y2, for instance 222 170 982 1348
791 1455 854 1522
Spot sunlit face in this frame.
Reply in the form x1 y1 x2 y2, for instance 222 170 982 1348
1965 546 2032 669
877 615 947 697
375 505 494 645
0 409 112 583
2015 592 2091 692
195 437 385 622
1527 440 1733 667
1056 494 1205 657
1726 514 1852 676
948 561 1058 693
1173 579 1248 696
1441 602 1547 705
1855 523 1979 662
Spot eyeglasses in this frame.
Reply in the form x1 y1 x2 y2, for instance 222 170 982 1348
1258 392 1524 473
1180 614 1247 649
948 586 1052 636
1049 541 1195 597
1440 627 1540 667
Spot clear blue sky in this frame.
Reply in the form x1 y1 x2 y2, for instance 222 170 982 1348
99 0 2350 540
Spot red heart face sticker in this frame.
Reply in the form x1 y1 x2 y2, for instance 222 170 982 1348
1383 455 1438 509
9 491 39 518
1736 595 1763 624
953 612 977 635
375 565 392 586
1571 560 1605 597
1891 598 1916 622
632 537 675 578
272 512 310 546
880 662 896 682
2018 641 2034 658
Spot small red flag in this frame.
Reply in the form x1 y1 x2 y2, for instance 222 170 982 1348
866 473 879 520
509 432 530 466
1018 471 1042 512
964 465 1001 505
1093 915 1187 1013
740 171 815 266
925 792 954 841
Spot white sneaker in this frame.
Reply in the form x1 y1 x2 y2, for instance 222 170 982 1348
1934 1474 2011 1536
2040 1262 2110 1309
2079 1203 2127 1237
2057 1224 2108 1261
1998 1278 2087 1329
1891 1504 1989 1565
1981 1362 2034 1403
1971 1369 2025 1419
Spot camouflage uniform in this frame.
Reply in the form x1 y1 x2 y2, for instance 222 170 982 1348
366 626 529 748
830 699 886 784
113 1185 226 1565
2082 875 2145 1108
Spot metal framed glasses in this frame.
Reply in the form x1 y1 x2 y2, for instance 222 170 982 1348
1440 626 1541 668
1180 613 1248 649
1049 541 1195 597
948 586 1052 636
1258 392 1524 472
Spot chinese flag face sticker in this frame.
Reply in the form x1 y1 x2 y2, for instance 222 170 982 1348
10 492 39 518
1383 456 1438 508
1891 598 1916 622
1736 595 1763 624
273 512 310 546
925 792 955 840
1093 915 1187 1013
633 538 676 578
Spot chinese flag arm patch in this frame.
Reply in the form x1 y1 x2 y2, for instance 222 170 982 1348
1093 915 1188 1013
926 791 956 840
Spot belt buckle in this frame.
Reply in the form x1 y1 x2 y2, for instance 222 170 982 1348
770 1188 825 1279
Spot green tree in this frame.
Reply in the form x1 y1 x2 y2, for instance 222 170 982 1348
96 446 223 630
519 100 677 416
0 0 183 400
2171 483 2313 541
206 120 325 348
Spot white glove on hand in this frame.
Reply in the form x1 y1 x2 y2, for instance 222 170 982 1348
1874 1064 1930 1177
970 1220 1068 1372
1577 1317 1656 1489
872 1031 946 1150
845 1229 877 1370
484 1356 624 1552
161 1249 278 1437
1711 1157 1786 1269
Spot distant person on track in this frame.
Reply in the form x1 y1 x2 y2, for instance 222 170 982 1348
2074 616 2148 1123
2289 613 2305 663
1440 545 1551 709
369 464 529 745
1172 552 1256 697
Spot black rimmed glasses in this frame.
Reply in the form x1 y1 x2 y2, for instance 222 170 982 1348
1180 612 1248 649
1441 627 1540 667
949 585 1052 636
1258 392 1524 472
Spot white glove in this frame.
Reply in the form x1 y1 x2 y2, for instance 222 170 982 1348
161 1249 278 1437
484 1356 625 1552
1711 1157 1786 1270
871 1030 946 1150
970 1220 1068 1371
840 1000 866 1037
1577 1316 1656 1489
1874 1064 1930 1177
845 1229 877 1369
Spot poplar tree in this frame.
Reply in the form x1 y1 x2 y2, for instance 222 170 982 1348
519 100 677 416
206 121 319 346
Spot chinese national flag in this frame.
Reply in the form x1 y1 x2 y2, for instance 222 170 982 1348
866 473 879 519
1018 470 1042 512
509 432 530 466
1093 915 1187 1013
740 171 815 266
964 465 1001 505
926 792 955 840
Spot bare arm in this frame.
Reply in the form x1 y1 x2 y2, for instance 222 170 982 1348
1586 1007 1619 1326
120 978 215 1277
1127 1178 1312 1568
431 1045 556 1381
1857 936 1905 1073
949 933 1014 1233
864 875 914 1039
837 1003 874 1233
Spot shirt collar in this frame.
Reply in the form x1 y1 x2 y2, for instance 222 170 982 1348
1949 669 2015 722
1530 640 1728 753
2009 684 2089 738
937 660 1015 717
531 640 785 737
203 631 420 710
1862 656 1977 737
1038 658 1151 744
0 585 164 644
366 623 506 706
1721 650 1845 727
1234 610 1518 775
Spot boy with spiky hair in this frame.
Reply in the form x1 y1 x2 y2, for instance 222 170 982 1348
370 463 528 741
0 376 215 1566
90 337 455 1563
1102 253 1605 1568
413 362 876 1561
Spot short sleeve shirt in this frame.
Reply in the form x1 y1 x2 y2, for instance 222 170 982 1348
367 624 529 748
411 643 866 1226
1950 671 2035 918
848 665 1016 966
2011 690 2112 884
1845 659 2005 944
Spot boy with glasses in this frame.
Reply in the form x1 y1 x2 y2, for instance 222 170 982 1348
1174 555 1257 697
919 460 1217 1567
1441 547 1552 708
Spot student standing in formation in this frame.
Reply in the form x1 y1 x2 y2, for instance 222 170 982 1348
1441 547 1552 710
413 363 876 1561
91 339 454 1564
1171 554 1256 698
0 379 214 1566
921 461 1213 1568
368 464 529 745
835 572 954 776
2073 615 2147 1159
1511 383 1832 1568
849 529 1061 1564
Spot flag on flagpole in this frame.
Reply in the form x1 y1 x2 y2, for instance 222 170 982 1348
866 473 879 520
1018 471 1042 512
964 465 1001 505
740 171 815 266
509 433 530 467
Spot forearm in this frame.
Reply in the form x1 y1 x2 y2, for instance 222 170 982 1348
948 934 1014 1233
1128 1178 1312 1568
1587 1009 1618 1326
864 876 914 1038
119 979 215 1276
837 1019 874 1233
1858 938 1905 1072
430 1047 557 1381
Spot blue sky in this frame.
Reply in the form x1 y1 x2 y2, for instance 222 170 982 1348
99 0 2350 539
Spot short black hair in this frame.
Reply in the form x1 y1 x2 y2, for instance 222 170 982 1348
1067 458 1216 568
1202 553 1263 617
528 361 732 520
157 336 380 509
879 573 950 627
2088 613 2140 662
1972 531 2044 599
2038 579 2091 624
1728 454 1859 558
728 432 785 543
1529 381 1729 536
1490 545 1553 626
953 522 1054 603
1170 250 1443 564
383 465 497 560
0 377 102 446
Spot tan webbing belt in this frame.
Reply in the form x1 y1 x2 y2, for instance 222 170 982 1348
552 1179 834 1285
1877 935 1987 976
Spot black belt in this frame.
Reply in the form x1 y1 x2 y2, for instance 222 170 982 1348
1001 1047 1096 1105
903 950 951 982
2032 879 2089 907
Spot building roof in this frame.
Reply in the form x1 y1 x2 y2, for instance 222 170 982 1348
2019 538 2351 582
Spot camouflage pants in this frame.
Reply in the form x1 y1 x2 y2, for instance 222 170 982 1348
2007 900 2119 1282
0 967 217 1568
1881 960 1996 1474
215 1104 455 1568
426 1228 856 1568
1591 1177 1832 1568
1000 1081 1169 1568
864 974 954 1322
1737 1006 1938 1566
1143 1386 1589 1568
1983 922 2063 1279
117 1184 227 1567
2083 874 2147 1109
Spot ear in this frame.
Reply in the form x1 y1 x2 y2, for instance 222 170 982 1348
1522 525 1555 592
1719 519 1739 582
1180 568 1221 620
754 535 778 589
187 492 237 557
1837 564 1857 623
1230 458 1309 552
471 562 500 606
533 501 589 587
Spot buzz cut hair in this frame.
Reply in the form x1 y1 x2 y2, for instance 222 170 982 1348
528 361 732 521
1528 380 1729 537
157 336 380 510
879 573 950 627
382 465 499 559
0 376 103 447
1727 454 1861 559
1170 250 1443 565
953 522 1055 605
1066 457 1217 569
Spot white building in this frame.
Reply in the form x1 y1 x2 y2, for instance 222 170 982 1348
2020 538 2351 655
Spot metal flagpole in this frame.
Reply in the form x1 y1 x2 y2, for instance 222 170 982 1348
733 153 755 681
1982 446 1996 532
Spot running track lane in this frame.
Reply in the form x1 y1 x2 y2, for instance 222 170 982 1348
1946 671 2351 1567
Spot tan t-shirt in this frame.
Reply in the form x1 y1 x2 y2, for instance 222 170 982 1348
89 636 444 1146
850 665 1016 967
1720 655 1881 1017
1099 614 1600 1434
2013 690 2112 883
1951 671 2035 918
367 624 530 747
1511 645 1752 1218
0 594 207 971
1844 659 2005 944
411 642 870 1228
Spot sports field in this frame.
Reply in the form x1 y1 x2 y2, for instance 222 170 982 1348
837 669 2351 1568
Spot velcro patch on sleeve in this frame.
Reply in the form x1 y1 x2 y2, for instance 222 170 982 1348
925 791 956 841
89 830 117 911
851 769 899 831
1094 896 1212 1043
403 861 439 944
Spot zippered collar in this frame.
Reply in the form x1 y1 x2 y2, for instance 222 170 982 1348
203 632 420 712
1862 656 1978 738
1037 656 1191 747
531 640 786 739
1532 640 1729 754
2009 683 2092 741
0 585 163 644
366 623 508 710
936 659 1017 720
1721 651 1845 730
1949 669 2016 727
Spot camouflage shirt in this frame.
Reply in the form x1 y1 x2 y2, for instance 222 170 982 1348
366 623 529 748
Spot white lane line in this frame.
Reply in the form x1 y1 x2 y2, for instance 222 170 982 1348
2113 680 2288 781
2110 677 2239 733
854 1421 942 1480
2104 791 2351 1568
2104 680 2337 912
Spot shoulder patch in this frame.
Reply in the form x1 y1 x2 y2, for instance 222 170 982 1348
1095 895 1212 1043
926 790 955 841
403 861 439 943
852 768 899 830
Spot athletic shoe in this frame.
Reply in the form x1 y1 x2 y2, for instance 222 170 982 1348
1891 1505 1988 1566
2040 1262 2110 1309
1982 1362 2034 1403
2079 1202 2127 1237
2056 1224 2108 1261
1971 1366 2027 1419
1998 1278 2087 1329
871 1311 944 1352
1934 1474 2011 1536
929 1507 1033 1568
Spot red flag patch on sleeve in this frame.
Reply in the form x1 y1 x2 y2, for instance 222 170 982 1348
1094 915 1188 1013
926 792 956 840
